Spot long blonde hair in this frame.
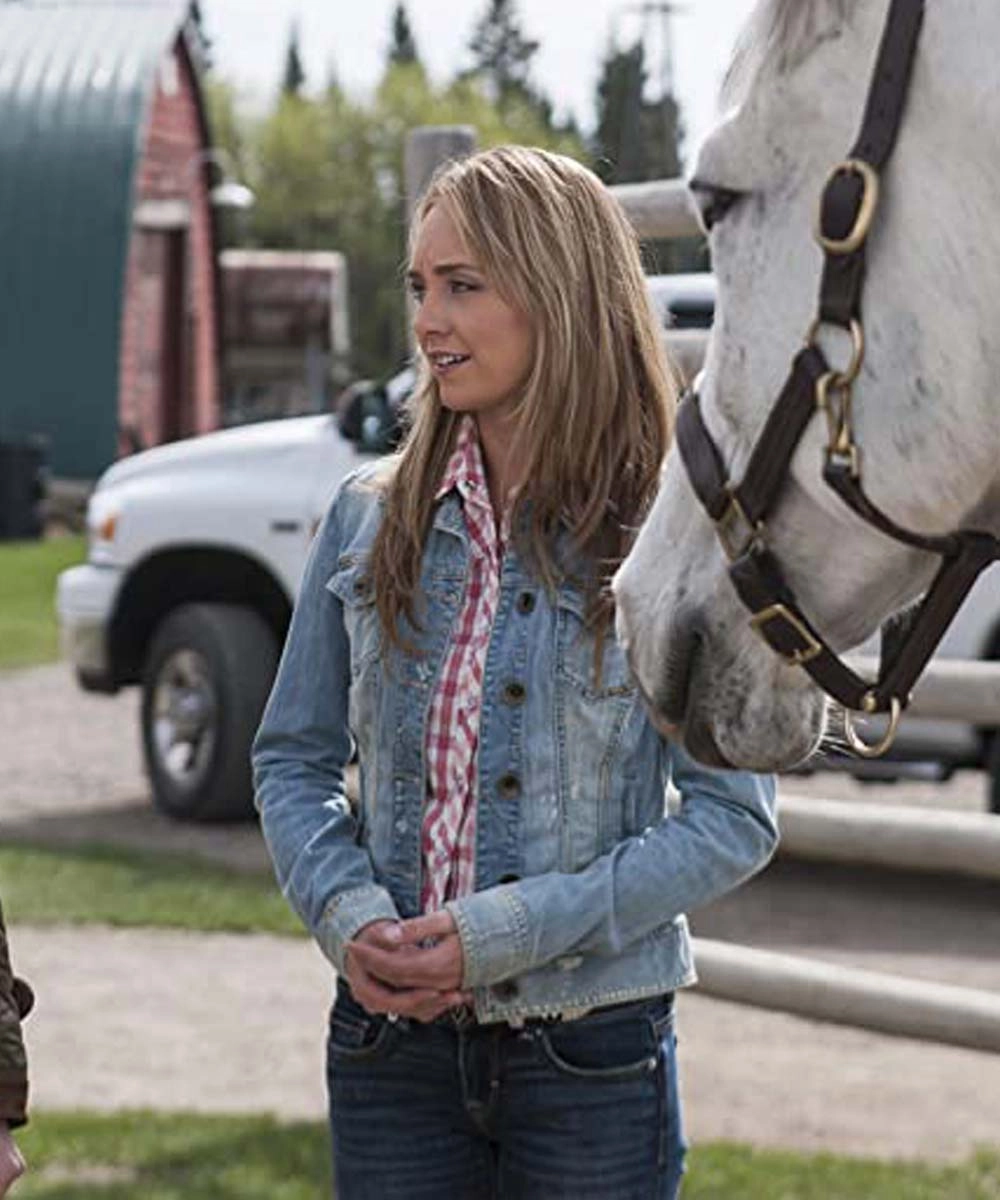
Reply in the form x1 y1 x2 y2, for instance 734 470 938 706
370 144 676 646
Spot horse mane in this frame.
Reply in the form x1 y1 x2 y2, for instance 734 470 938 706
722 0 855 106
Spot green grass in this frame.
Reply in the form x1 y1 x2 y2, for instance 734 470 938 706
0 843 304 937
0 536 85 669
10 1114 1000 1198
686 1143 1000 1198
13 1112 331 1199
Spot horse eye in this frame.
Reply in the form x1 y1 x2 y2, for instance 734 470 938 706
689 182 743 233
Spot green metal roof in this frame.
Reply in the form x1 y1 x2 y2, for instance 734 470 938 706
0 0 198 478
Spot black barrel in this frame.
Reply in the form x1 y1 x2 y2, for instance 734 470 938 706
0 438 47 541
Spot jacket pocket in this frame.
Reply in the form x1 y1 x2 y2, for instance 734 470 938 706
555 588 636 700
326 555 383 678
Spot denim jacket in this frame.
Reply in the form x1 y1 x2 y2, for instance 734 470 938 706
253 466 778 1025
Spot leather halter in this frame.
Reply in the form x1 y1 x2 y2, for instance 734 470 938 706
677 0 1000 756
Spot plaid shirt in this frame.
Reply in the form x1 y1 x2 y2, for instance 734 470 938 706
420 417 507 913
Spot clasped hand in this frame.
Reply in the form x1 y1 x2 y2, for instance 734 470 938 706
345 911 470 1023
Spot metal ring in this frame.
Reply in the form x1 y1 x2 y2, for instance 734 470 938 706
815 159 881 255
843 696 902 758
806 318 865 386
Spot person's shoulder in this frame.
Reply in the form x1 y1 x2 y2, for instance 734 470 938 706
323 458 397 549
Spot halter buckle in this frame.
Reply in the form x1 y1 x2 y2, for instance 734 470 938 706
749 603 823 667
717 492 762 562
843 696 903 758
816 159 881 256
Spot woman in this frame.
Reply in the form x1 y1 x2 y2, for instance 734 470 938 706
254 145 777 1199
0 901 30 1194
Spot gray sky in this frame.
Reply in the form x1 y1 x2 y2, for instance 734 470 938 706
202 0 758 167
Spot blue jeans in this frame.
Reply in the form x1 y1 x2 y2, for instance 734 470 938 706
327 983 686 1199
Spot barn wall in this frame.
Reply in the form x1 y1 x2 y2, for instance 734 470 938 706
118 35 219 453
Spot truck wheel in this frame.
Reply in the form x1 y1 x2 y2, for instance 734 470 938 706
988 734 1000 816
141 603 279 822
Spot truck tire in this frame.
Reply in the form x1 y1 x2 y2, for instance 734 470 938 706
141 603 279 822
988 734 1000 816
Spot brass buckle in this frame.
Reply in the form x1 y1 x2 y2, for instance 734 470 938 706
825 442 861 479
815 159 881 256
843 695 903 758
717 492 760 562
807 320 865 387
749 603 823 667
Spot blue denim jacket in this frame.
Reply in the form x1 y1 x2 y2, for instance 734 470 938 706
253 466 778 1025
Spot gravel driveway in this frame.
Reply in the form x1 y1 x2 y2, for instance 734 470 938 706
5 662 1000 1163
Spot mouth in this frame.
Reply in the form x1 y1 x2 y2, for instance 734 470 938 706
428 351 471 377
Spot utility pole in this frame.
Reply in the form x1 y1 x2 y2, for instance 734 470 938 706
620 2 687 100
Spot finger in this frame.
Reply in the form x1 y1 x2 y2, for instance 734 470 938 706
359 922 405 951
392 910 457 946
346 961 409 1014
352 940 462 990
386 989 456 1019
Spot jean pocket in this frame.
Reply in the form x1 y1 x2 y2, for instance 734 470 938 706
327 996 400 1064
536 1015 660 1081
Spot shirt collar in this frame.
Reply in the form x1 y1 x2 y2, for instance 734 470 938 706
435 415 491 510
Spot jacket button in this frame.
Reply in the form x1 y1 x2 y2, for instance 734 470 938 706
497 772 521 800
502 681 526 705
516 591 536 614
492 980 519 1001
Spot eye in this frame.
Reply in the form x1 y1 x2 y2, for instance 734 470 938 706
408 280 425 302
689 181 744 233
450 279 477 295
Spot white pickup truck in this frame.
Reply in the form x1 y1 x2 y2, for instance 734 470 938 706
56 408 382 822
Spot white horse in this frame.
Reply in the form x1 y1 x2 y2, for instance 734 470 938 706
614 0 1000 772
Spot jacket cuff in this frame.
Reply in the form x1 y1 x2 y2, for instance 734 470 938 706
317 884 399 972
447 886 530 988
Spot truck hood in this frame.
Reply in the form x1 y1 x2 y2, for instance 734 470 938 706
98 415 341 490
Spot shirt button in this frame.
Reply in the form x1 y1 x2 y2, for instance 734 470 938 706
502 681 526 705
497 772 521 801
491 980 519 1002
516 591 536 615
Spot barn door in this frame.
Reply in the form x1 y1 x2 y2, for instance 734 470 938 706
159 229 193 443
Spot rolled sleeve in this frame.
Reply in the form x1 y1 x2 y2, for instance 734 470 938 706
446 886 530 988
318 883 401 972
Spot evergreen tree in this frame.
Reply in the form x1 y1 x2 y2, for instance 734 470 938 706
388 3 420 67
282 22 306 97
594 39 684 184
465 0 540 111
594 40 646 185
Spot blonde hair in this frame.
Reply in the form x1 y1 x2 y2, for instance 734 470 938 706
370 144 676 648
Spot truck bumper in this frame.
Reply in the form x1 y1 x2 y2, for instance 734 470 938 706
56 562 124 691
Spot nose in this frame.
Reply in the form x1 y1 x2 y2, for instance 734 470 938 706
413 287 450 345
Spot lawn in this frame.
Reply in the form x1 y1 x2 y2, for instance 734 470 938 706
0 536 85 670
0 843 303 937
10 1113 1000 1199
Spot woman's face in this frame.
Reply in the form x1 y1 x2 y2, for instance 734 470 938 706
409 205 535 423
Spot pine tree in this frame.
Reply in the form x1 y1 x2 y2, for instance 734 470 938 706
594 41 646 185
282 22 306 97
594 39 683 185
388 3 420 67
465 0 539 110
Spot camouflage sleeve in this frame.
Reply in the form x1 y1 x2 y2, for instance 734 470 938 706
0 900 29 1128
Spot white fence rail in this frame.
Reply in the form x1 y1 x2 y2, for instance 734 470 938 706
608 178 700 240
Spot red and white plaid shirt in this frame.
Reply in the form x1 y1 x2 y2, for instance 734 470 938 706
420 416 507 913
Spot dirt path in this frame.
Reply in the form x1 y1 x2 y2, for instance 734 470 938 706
12 923 1000 1163
5 664 1000 1162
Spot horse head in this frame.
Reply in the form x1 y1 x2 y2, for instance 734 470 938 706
615 0 1000 772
